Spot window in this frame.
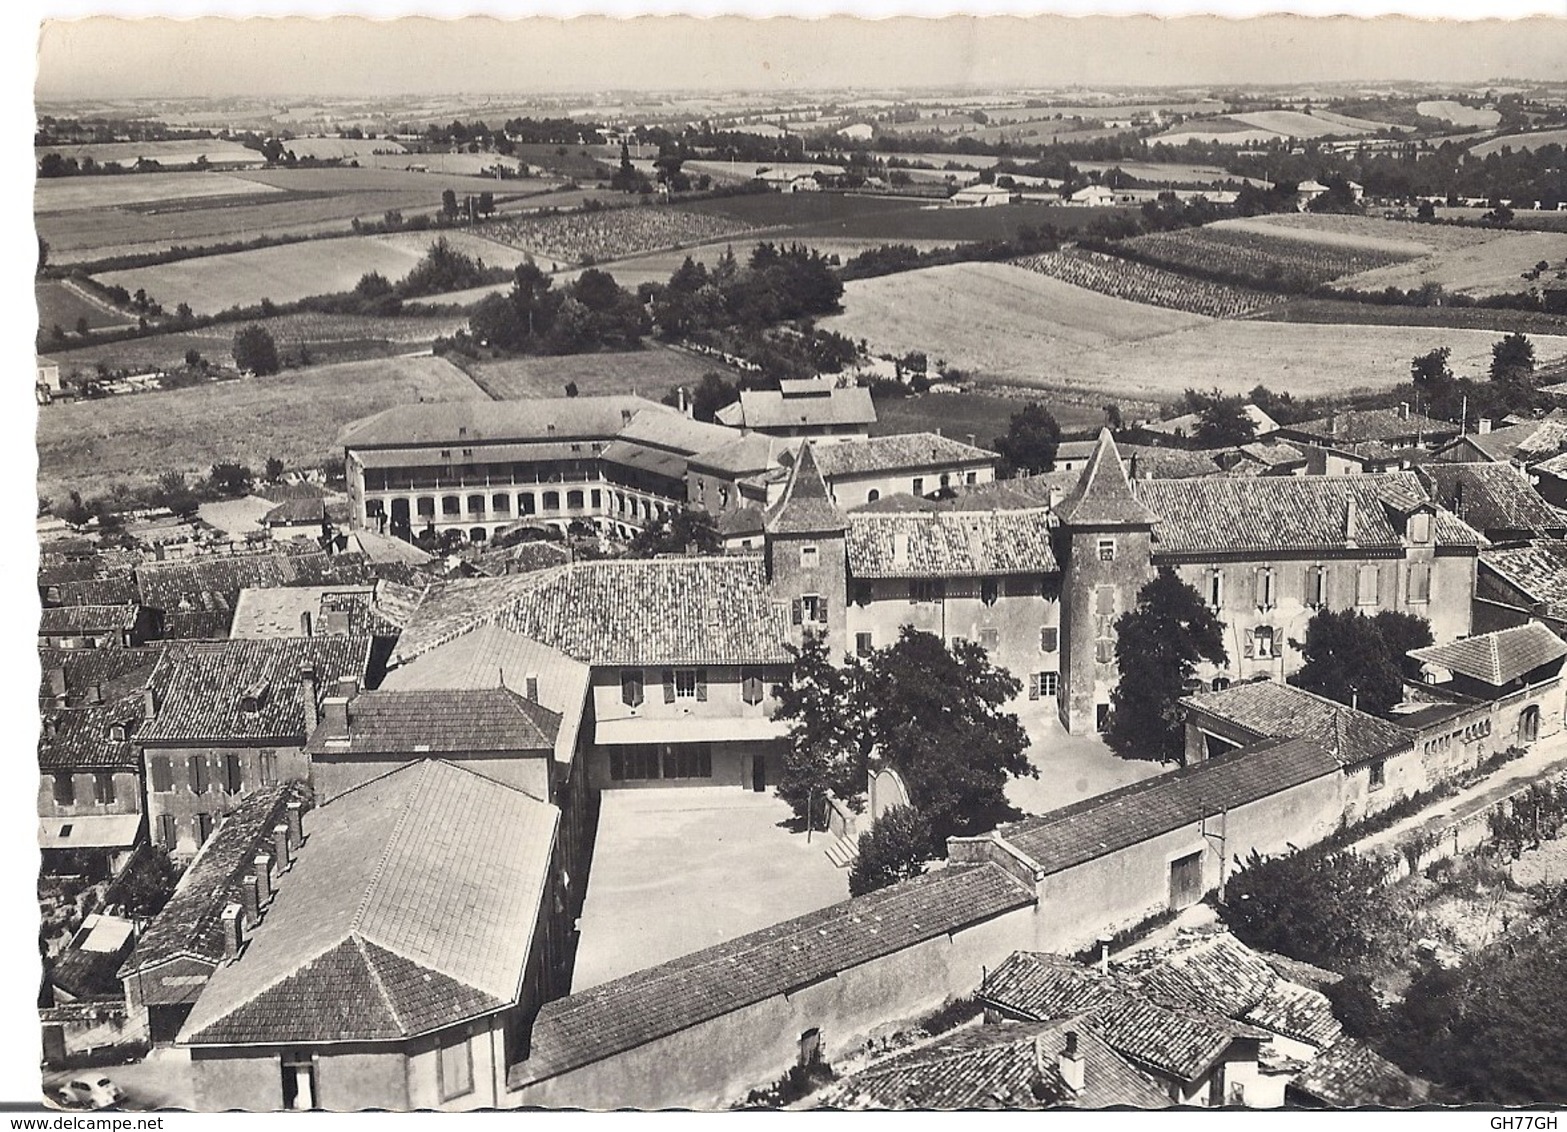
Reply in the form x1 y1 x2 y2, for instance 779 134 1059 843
866 489 880 504
1409 512 1432 543
259 751 278 787
609 746 661 781
912 477 924 497
1369 758 1386 791
981 577 999 606
1357 564 1380 606
855 632 874 658
1253 626 1276 659
966 472 978 486
1096 586 1116 616
741 669 765 706
621 669 645 708
800 594 826 624
1207 570 1224 609
221 754 244 796
438 1033 475 1102
150 755 173 792
196 812 215 846
909 580 944 604
1095 638 1115 664
1308 565 1329 608
979 628 1000 651
852 581 873 607
157 814 177 850
799 545 819 569
672 669 698 699
1029 672 1059 700
1408 563 1431 604
662 744 713 780
1040 627 1059 653
799 1028 822 1068
52 773 74 806
1097 538 1116 562
188 755 210 795
1255 568 1276 610
93 773 115 805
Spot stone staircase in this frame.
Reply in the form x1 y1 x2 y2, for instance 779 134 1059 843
824 834 859 869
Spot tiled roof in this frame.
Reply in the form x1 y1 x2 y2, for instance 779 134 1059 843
471 540 572 577
1134 473 1484 555
396 558 792 667
947 472 1079 512
181 760 558 1045
822 1020 1171 1110
812 433 997 477
846 509 1058 578
616 407 738 456
738 384 876 429
1537 450 1567 476
38 646 163 708
37 557 100 587
1289 1037 1429 1107
122 784 307 978
1409 622 1567 686
139 637 372 744
338 395 660 450
1454 418 1567 464
162 609 237 640
39 695 146 771
1141 405 1279 440
600 438 689 481
1480 539 1567 620
38 604 139 635
1239 441 1308 468
979 952 1268 1084
514 864 1034 1087
1418 462 1567 536
766 442 847 535
1181 680 1412 768
44 574 140 606
686 433 792 477
1056 431 1160 527
1285 408 1458 445
305 688 559 758
262 496 326 525
228 584 404 640
1119 444 1227 480
995 738 1341 877
136 551 373 611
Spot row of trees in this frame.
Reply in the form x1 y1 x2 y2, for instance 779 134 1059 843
1412 332 1546 425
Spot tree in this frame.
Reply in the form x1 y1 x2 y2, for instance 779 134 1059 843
112 847 181 919
662 371 737 423
848 806 933 896
155 471 201 518
264 456 286 482
1289 608 1431 716
866 628 1033 842
774 632 874 827
1220 848 1394 969
208 461 253 498
441 188 459 219
232 325 280 375
1191 390 1258 447
1411 345 1454 390
477 190 495 217
992 402 1062 476
1489 332 1535 385
1105 567 1229 763
61 490 93 528
1417 199 1437 221
626 507 721 557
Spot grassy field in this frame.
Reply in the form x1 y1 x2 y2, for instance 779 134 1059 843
870 390 1107 445
506 142 612 182
794 201 1141 242
1337 229 1567 296
37 355 486 502
680 192 919 230
34 171 284 213
278 137 407 160
1259 298 1567 336
1469 127 1567 157
460 346 720 401
93 231 527 315
1415 101 1501 129
820 260 1567 399
35 280 136 333
35 139 265 166
1213 214 1452 256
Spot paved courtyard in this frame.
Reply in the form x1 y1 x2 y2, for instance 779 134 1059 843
570 787 849 992
1005 705 1172 818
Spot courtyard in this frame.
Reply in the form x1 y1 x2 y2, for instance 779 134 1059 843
569 787 850 992
1005 705 1171 817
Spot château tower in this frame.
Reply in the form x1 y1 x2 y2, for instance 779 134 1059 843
763 441 848 659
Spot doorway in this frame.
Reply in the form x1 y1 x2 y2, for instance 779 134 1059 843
1169 851 1204 910
1520 705 1541 745
751 755 767 793
281 1056 317 1111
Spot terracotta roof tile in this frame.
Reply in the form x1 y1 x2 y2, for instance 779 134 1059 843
338 395 661 449
1289 1037 1429 1107
847 509 1058 578
1286 408 1458 445
39 695 146 770
1181 680 1412 768
811 433 997 477
305 687 559 756
44 574 140 606
1409 622 1567 686
37 645 163 709
38 604 139 635
738 384 875 430
1480 539 1567 620
1056 432 1160 527
1419 462 1567 536
766 442 847 535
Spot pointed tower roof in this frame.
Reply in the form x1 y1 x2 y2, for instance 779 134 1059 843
1055 429 1159 527
765 441 846 536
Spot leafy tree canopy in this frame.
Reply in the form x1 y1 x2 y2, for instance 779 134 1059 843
849 805 934 896
992 402 1062 477
1290 609 1432 716
232 324 280 376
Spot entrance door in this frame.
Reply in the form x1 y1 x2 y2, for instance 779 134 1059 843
1520 705 1541 745
1169 851 1204 910
751 755 767 793
282 1058 317 1111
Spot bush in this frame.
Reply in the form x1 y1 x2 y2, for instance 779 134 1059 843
848 805 933 897
1220 848 1393 969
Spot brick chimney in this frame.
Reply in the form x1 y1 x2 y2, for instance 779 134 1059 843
298 663 318 734
285 801 304 849
240 874 261 926
1398 401 1410 421
142 686 158 722
299 610 313 637
1058 1030 1085 1093
1478 418 1492 435
221 902 244 961
1344 496 1358 544
525 672 540 703
273 823 292 871
253 853 273 904
335 676 360 701
1097 936 1112 976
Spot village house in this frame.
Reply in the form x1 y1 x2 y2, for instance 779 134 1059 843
1277 404 1459 455
38 603 159 650
175 760 564 1111
948 183 1015 207
1535 451 1567 508
1407 622 1567 748
1132 404 1280 448
1475 539 1567 638
119 784 308 1044
137 637 373 855
1416 461 1567 545
714 379 876 442
1432 416 1567 467
39 694 150 880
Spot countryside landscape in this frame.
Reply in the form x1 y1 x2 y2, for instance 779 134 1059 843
26 13 1567 1117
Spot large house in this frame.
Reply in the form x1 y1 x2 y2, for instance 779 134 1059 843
714 380 876 442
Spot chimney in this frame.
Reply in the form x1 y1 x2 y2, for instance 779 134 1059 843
220 902 244 961
47 667 67 706
1398 401 1409 420
893 531 910 565
525 672 540 703
85 682 103 706
286 801 304 849
273 823 292 870
1344 496 1357 543
240 874 261 926
1478 418 1492 435
1058 1030 1085 1093
1128 453 1139 480
299 610 313 637
1097 935 1112 976
253 853 273 904
142 686 157 722
322 695 351 734
335 676 359 701
1328 413 1338 437
967 433 976 448
299 664 318 734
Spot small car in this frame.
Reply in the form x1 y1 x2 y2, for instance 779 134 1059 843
55 1074 123 1110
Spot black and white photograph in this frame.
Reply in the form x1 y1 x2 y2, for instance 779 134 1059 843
14 4 1567 1114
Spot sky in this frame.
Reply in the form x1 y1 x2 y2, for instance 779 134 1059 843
34 12 1567 101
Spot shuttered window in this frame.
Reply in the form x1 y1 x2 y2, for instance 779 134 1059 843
1040 672 1059 698
621 669 645 707
981 578 999 606
196 812 214 845
1408 563 1431 604
157 814 177 850
93 773 115 805
1040 627 1059 653
1095 639 1115 664
1357 564 1380 606
53 773 74 806
661 670 677 703
1096 586 1116 616
150 756 172 793
1255 568 1276 610
438 1033 474 1101
855 633 873 658
221 754 244 796
741 669 765 705
188 755 210 794
662 744 713 779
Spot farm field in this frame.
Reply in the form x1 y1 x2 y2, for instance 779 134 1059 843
1117 226 1422 289
819 261 1567 398
37 355 486 502
790 201 1138 243
1218 212 1492 253
1430 207 1567 232
1258 298 1567 337
480 205 759 268
1469 128 1567 157
34 139 265 165
1072 160 1267 187
870 390 1106 445
1338 229 1567 297
360 151 539 177
35 280 137 333
505 143 612 181
93 231 527 315
275 137 407 160
1416 101 1501 129
1013 249 1277 318
34 171 284 213
459 346 720 401
232 166 522 196
680 192 919 230
42 312 466 375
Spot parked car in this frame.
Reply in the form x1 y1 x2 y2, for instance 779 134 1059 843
56 1074 122 1110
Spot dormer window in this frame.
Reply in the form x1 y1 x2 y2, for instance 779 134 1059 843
107 722 127 743
1409 511 1432 543
240 680 271 713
